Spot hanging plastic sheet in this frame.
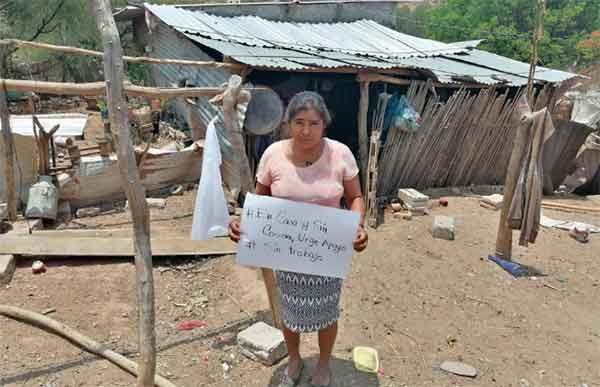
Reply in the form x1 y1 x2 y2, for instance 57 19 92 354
190 117 230 240
381 94 421 145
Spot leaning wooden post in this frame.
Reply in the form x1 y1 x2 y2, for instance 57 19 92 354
222 74 254 196
494 113 532 260
496 0 545 260
0 47 17 221
93 1 156 386
357 80 370 191
222 74 282 328
526 0 546 106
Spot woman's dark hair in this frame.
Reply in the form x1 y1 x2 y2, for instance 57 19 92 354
283 91 332 126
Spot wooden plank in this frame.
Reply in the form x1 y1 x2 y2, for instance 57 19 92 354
0 235 237 256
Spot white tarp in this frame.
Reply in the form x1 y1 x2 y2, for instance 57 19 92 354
540 213 600 234
0 113 88 138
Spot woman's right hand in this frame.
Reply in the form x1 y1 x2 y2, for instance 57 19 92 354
228 218 241 242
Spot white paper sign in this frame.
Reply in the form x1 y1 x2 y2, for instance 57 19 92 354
236 193 360 278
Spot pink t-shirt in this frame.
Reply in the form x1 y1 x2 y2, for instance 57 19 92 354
256 138 359 208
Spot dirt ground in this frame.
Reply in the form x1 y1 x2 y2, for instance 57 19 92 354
1 193 600 387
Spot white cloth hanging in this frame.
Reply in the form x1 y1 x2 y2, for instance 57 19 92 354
190 117 230 240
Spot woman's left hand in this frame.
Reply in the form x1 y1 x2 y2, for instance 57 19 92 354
353 225 368 252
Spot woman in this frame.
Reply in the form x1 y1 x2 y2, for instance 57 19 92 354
229 91 368 387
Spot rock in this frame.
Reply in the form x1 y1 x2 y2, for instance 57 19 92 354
32 260 47 274
390 202 403 212
148 198 167 208
393 211 411 220
440 360 477 377
408 207 427 217
57 201 72 222
0 203 7 221
29 218 44 231
126 198 166 209
237 322 287 365
480 194 503 210
0 255 16 285
76 207 101 218
211 332 237 349
432 216 455 240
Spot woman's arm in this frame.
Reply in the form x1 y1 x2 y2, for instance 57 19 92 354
255 182 271 197
228 183 271 242
343 176 368 252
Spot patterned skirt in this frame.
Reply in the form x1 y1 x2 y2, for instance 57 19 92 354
276 270 342 333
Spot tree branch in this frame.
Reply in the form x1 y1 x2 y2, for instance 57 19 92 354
28 0 66 43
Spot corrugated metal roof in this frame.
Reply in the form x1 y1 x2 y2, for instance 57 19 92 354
145 4 465 59
144 4 580 86
447 49 577 84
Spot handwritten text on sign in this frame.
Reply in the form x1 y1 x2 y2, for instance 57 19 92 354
236 194 360 279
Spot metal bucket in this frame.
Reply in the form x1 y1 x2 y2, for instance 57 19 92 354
25 175 58 220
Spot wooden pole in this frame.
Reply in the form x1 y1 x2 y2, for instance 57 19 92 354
0 78 252 99
0 305 180 387
357 81 370 190
93 1 156 386
526 0 546 105
220 75 282 327
0 47 17 221
0 38 245 72
32 117 59 176
495 1 545 260
495 113 532 260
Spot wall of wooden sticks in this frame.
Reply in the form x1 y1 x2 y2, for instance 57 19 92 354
377 81 557 196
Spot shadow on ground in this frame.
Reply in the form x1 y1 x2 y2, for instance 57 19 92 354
268 355 379 387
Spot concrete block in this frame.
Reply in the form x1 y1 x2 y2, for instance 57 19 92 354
480 194 503 210
0 255 16 285
398 188 429 208
237 322 287 365
432 216 455 240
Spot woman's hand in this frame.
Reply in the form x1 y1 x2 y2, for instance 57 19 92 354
228 218 241 242
353 225 368 252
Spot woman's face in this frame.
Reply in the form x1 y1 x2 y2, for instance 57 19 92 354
289 108 325 150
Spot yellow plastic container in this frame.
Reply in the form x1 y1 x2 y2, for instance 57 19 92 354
352 346 379 373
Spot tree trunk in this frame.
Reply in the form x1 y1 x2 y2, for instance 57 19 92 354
0 305 179 387
0 46 17 221
92 1 156 386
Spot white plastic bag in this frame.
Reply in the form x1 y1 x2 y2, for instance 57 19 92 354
190 117 230 240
